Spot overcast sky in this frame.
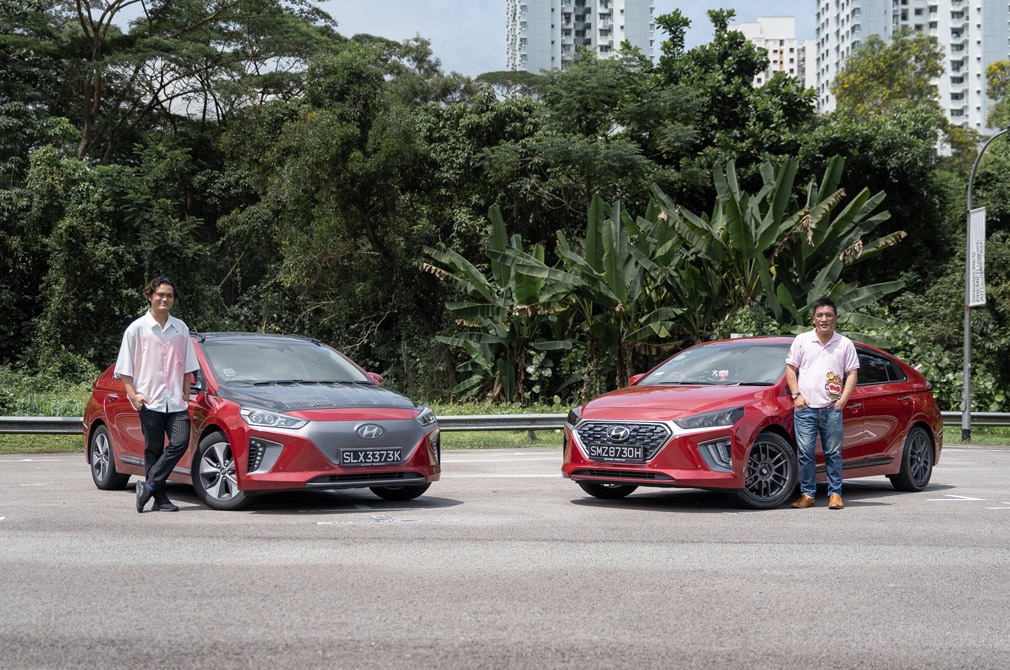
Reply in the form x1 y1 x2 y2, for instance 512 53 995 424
320 1 817 77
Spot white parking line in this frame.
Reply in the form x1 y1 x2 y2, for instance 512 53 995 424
20 483 49 487
448 474 562 478
443 458 559 463
0 458 63 463
927 494 985 501
985 502 1010 510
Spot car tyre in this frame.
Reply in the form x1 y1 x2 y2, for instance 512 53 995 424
888 425 933 492
89 424 130 490
192 432 251 511
369 483 431 501
732 431 797 510
577 481 638 499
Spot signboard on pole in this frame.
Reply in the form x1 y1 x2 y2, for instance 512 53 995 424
968 207 986 307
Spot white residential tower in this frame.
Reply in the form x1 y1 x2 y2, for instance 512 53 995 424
506 0 655 73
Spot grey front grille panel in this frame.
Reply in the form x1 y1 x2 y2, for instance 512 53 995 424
575 422 672 461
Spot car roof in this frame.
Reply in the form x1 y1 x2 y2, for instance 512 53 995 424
194 331 322 345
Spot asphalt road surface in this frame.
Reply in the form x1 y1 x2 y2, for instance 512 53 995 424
2 444 1009 669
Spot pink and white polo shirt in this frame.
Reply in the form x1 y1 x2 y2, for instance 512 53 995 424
114 311 199 413
785 329 859 408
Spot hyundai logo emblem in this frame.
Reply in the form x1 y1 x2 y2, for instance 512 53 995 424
357 424 385 440
607 425 632 442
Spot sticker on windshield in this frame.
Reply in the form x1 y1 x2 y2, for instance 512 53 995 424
223 368 236 377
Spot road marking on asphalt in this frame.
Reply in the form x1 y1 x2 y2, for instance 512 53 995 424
20 483 49 487
443 457 559 463
299 507 424 514
0 517 6 521
927 494 985 501
0 458 63 463
985 502 1010 510
447 474 562 478
314 516 420 525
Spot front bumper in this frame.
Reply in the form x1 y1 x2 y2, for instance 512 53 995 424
561 422 746 490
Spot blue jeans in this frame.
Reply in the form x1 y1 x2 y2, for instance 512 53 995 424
794 406 843 497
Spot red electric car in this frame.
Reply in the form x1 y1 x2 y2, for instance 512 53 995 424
562 337 943 509
84 332 440 510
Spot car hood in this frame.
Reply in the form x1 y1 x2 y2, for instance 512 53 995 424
581 384 778 419
214 382 417 413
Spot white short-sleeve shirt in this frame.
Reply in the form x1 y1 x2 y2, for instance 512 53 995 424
785 329 859 408
114 311 199 413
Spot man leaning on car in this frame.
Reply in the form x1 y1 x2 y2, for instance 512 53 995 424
785 297 859 510
114 276 199 513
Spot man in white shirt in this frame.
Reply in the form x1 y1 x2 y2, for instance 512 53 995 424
784 297 859 510
114 277 199 512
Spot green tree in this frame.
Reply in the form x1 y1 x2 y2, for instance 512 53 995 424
831 29 943 122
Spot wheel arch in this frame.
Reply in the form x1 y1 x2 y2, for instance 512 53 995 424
85 419 109 465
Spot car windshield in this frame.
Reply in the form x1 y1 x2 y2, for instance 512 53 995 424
200 338 372 385
639 341 790 386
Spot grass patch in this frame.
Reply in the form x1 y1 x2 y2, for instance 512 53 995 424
0 434 84 454
440 428 562 450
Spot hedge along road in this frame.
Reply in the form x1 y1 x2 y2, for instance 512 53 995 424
2 446 1009 670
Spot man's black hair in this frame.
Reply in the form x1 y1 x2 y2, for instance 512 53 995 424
144 276 180 300
812 296 837 315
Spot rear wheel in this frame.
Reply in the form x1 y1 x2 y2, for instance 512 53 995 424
577 481 638 499
89 425 130 490
192 433 250 511
369 483 431 501
888 425 933 492
732 432 797 509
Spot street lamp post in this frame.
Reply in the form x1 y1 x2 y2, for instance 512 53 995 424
962 122 1010 443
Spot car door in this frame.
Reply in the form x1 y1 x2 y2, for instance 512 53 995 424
852 348 914 466
104 373 145 466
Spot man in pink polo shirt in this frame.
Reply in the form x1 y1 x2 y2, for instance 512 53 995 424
114 277 199 513
784 297 859 510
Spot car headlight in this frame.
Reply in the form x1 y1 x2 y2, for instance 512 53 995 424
566 407 582 428
240 407 308 430
674 407 744 430
415 406 437 427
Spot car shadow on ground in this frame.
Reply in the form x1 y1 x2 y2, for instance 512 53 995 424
568 480 957 513
121 480 462 515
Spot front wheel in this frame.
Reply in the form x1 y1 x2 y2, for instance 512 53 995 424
732 432 797 509
888 425 933 492
369 483 431 501
89 425 130 490
192 433 250 510
577 481 638 499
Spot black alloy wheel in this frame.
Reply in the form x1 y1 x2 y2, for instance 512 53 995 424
577 481 638 499
889 425 934 492
732 432 797 509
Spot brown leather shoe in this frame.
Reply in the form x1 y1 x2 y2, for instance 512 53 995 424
791 494 816 508
828 494 844 510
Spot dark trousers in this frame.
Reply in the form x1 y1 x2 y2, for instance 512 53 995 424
139 408 191 493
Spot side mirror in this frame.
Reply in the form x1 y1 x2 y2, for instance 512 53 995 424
190 370 206 394
628 374 645 386
367 372 384 386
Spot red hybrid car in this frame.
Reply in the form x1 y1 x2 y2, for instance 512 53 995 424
562 337 943 509
84 333 440 510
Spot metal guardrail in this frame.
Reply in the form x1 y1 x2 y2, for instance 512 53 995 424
0 411 1008 435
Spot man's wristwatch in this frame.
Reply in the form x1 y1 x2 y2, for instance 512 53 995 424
791 392 801 399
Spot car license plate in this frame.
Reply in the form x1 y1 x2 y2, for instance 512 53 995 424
341 448 402 466
588 444 644 462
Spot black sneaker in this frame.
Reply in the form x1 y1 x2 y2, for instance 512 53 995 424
136 481 153 513
152 497 179 512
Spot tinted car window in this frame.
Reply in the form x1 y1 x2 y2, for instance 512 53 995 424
640 341 791 386
201 338 371 384
856 349 905 385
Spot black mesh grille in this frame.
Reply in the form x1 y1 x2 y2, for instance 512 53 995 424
576 422 671 460
571 468 675 481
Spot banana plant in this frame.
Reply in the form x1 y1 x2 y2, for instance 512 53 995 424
652 156 905 338
422 205 570 402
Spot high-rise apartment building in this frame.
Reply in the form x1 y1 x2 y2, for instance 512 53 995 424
815 0 1010 132
506 0 655 73
731 17 818 90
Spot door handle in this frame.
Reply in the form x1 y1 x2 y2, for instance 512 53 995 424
898 396 912 405
846 402 861 411
108 394 119 401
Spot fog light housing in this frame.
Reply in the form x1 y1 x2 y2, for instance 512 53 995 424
698 437 733 473
248 437 282 474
